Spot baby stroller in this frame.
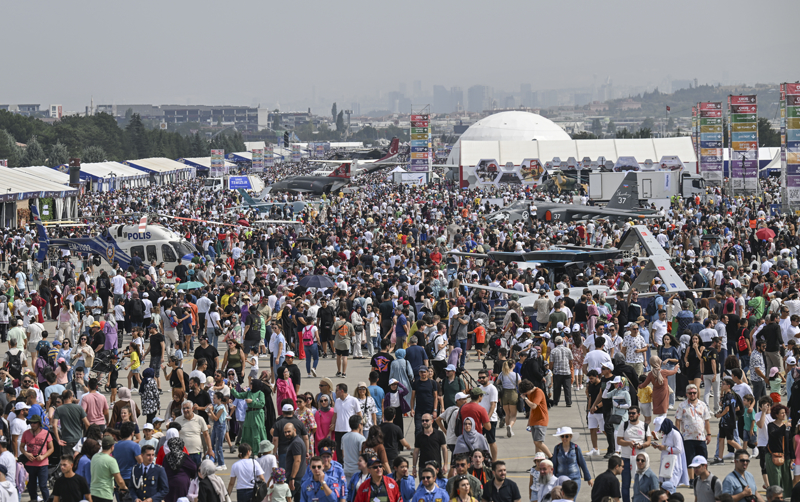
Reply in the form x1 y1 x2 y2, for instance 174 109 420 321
90 350 120 389
482 332 510 368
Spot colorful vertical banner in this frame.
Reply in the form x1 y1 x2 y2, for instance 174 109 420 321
265 146 274 168
691 106 697 167
729 95 758 191
785 84 800 205
409 112 431 173
291 146 301 163
698 102 723 184
315 143 325 158
251 149 264 173
210 149 224 177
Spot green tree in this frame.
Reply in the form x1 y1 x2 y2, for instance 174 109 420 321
336 111 345 132
83 145 107 163
641 117 655 130
572 131 597 139
125 113 150 159
331 103 337 124
634 128 652 138
590 119 603 137
757 117 780 147
616 128 633 139
48 141 69 167
22 136 46 166
0 129 23 167
607 121 616 135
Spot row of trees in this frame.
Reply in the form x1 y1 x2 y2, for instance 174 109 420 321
0 110 245 168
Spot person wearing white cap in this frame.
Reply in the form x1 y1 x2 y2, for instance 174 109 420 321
9 403 28 457
551 427 592 496
688 455 721 502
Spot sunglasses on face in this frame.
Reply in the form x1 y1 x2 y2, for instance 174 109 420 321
310 465 323 470
421 476 433 480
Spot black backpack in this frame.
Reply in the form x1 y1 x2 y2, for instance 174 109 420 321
646 299 658 317
425 334 441 360
128 299 144 318
5 350 22 379
435 300 449 318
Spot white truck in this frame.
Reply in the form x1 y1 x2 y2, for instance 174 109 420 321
588 171 706 209
202 175 265 193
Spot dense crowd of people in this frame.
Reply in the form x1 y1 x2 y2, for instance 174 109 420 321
0 160 798 502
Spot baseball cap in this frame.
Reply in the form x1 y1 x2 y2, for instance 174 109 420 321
148 324 158 330
282 404 294 412
469 387 484 397
688 455 707 468
388 378 399 386
445 364 456 372
285 351 295 358
319 444 334 456
610 376 622 384
26 415 41 425
143 423 154 430
52 341 61 346
102 435 116 449
14 403 29 411
152 417 165 423
601 362 614 371
455 392 469 401
788 357 797 365
554 336 563 344
556 322 564 329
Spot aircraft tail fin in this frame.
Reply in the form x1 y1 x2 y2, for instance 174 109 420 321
329 163 350 178
237 188 258 205
606 172 639 210
386 137 399 157
30 205 50 262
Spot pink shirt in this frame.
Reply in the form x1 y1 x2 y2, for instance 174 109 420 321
81 391 108 425
20 428 51 467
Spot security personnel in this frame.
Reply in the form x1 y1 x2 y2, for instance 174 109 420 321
301 456 339 502
131 445 169 502
300 440 348 502
410 467 450 502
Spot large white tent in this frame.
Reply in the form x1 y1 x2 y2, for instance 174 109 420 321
0 167 79 227
126 158 195 185
80 161 150 191
15 166 73 186
179 157 237 172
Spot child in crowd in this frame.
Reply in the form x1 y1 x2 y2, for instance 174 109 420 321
769 367 785 404
742 394 757 454
637 374 653 425
139 423 159 450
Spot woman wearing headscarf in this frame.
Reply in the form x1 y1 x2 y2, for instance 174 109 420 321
275 366 297 409
198 458 230 502
638 356 677 419
230 376 269 450
257 371 278 441
163 437 197 502
389 349 413 409
140 367 160 424
632 452 659 502
651 417 688 490
110 387 141 425
156 428 188 466
453 418 490 457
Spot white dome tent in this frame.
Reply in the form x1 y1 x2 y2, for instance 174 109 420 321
446 111 571 165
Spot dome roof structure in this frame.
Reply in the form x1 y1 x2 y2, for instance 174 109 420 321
446 111 571 165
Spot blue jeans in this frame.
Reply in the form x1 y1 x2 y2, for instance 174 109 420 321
237 489 254 502
455 339 468 367
25 464 48 502
621 457 632 502
188 453 202 467
305 343 319 373
211 423 225 466
207 326 219 349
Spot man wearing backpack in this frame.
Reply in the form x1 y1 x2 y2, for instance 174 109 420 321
4 339 25 380
332 312 354 378
689 456 722 502
710 378 743 465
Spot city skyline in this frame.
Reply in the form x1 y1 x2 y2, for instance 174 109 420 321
2 0 796 114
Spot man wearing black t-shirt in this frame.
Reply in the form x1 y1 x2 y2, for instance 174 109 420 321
480 461 520 502
370 340 394 393
411 367 436 435
761 314 783 374
412 413 446 477
144 325 165 391
53 454 91 502
590 456 623 502
193 336 220 377
379 408 411 466
187 377 211 422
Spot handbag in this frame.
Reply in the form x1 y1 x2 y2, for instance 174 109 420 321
768 437 785 467
660 454 677 479
607 415 623 426
187 477 200 502
18 430 50 465
250 459 269 502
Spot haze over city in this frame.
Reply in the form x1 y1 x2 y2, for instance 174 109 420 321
4 0 798 113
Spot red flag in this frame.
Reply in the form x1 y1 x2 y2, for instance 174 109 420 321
666 106 671 112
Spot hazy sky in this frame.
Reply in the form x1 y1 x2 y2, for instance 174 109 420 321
3 0 798 112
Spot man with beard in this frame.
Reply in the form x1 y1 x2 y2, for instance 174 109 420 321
535 460 570 502
481 461 521 502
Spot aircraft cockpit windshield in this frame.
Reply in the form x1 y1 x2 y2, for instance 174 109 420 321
173 241 198 258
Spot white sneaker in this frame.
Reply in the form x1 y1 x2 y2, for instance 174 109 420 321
588 449 600 456
668 405 674 410
311 368 317 377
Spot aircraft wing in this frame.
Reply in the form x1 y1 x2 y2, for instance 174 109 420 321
538 205 662 222
446 250 489 259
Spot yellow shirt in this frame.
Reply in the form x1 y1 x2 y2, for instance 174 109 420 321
130 351 141 370
221 293 231 309
637 385 653 404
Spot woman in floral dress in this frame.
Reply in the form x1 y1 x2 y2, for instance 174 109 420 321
570 332 585 390
294 393 317 454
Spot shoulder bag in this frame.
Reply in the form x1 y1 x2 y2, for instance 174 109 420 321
18 429 50 465
250 459 268 502
768 436 785 467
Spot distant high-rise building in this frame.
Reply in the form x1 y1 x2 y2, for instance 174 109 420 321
520 84 533 108
413 80 422 96
467 85 491 112
450 87 463 113
398 82 407 96
433 85 450 114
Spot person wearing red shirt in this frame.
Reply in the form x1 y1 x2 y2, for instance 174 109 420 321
458 388 491 434
353 452 401 502
30 292 46 323
430 248 442 265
